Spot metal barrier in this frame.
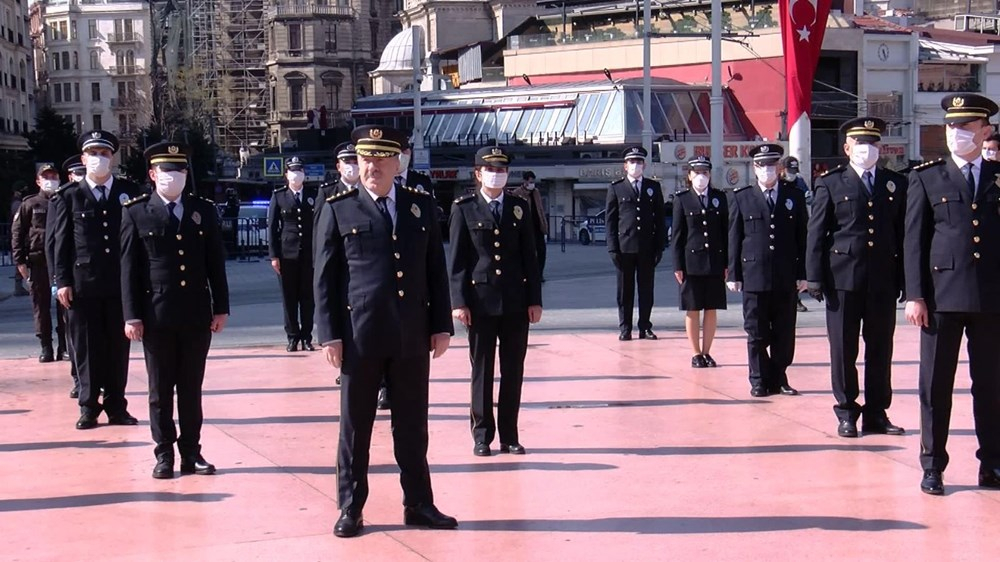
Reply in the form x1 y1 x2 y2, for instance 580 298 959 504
0 222 12 266
219 217 268 262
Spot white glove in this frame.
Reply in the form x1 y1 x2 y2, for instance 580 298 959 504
796 280 808 293
726 281 742 292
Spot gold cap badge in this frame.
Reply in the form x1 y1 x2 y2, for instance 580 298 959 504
864 120 874 129
953 96 965 108
168 145 179 154
370 128 383 139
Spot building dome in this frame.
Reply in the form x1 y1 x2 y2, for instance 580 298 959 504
374 26 424 74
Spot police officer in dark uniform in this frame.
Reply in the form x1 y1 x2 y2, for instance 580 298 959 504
806 117 907 438
317 142 359 205
121 141 230 479
53 130 140 429
448 146 543 457
268 156 317 352
315 125 457 538
606 146 666 341
728 143 807 397
396 140 433 193
12 164 65 363
905 94 1000 495
671 156 728 368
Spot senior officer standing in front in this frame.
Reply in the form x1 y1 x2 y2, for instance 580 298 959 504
449 146 543 457
671 156 728 368
728 143 808 397
606 146 666 341
905 94 1000 496
120 141 229 479
269 156 317 352
53 130 141 429
806 117 907 439
315 125 456 538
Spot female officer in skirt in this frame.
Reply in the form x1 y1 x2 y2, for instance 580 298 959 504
671 156 728 367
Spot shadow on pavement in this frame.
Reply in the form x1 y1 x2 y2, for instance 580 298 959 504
219 461 617 476
527 443 906 456
450 515 927 534
0 492 232 512
0 440 150 452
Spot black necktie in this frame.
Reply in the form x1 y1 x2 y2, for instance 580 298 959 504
965 163 976 198
375 197 393 231
765 189 774 211
96 184 106 202
490 200 501 223
167 202 180 234
633 180 640 195
862 171 874 196
294 191 301 206
699 193 707 208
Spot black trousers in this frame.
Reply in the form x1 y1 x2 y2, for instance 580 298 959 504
67 296 130 416
919 311 1000 472
825 289 896 423
338 352 433 514
742 290 797 390
143 326 212 456
279 258 314 340
27 257 66 348
468 312 530 446
616 252 655 332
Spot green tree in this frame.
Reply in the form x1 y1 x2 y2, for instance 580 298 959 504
25 106 78 170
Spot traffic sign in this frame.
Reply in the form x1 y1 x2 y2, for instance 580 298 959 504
263 157 283 177
412 148 430 172
304 163 325 182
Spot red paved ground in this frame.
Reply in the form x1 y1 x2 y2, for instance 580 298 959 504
1 326 998 561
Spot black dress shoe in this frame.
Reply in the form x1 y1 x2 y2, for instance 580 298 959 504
638 329 657 340
691 354 707 368
152 455 175 479
180 454 217 475
57 347 67 361
76 413 98 430
862 418 905 435
377 387 391 410
750 385 769 398
301 340 316 351
286 338 299 352
500 443 526 455
837 419 859 438
702 354 718 367
107 412 139 425
777 385 799 396
979 467 1000 489
403 504 458 529
921 469 944 495
69 388 79 399
473 443 491 457
334 510 363 538
618 330 632 341
39 347 54 363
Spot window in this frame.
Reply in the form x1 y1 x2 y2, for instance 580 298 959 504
370 21 378 54
74 83 80 102
61 52 70 70
90 51 99 70
73 52 79 70
322 71 343 109
54 84 63 103
70 20 77 40
88 20 98 39
325 24 337 53
53 56 59 71
288 23 302 53
74 115 82 133
58 21 68 40
125 20 133 35
91 82 100 101
63 83 71 102
286 72 307 113
93 114 102 130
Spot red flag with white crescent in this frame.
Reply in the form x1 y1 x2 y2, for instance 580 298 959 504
779 0 833 125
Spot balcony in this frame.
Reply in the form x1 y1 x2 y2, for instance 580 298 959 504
266 3 353 20
111 97 140 108
108 65 144 76
107 32 141 44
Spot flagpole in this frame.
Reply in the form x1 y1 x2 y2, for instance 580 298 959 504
710 0 723 187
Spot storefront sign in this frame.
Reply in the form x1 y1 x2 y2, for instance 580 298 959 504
430 169 460 180
658 142 789 164
578 167 621 179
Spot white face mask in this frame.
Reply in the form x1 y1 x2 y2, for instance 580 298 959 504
625 162 644 180
983 148 997 161
340 163 359 183
691 174 710 191
155 171 187 198
40 179 60 192
398 153 411 175
287 170 305 187
481 170 508 189
86 155 111 177
70 172 85 183
754 165 778 186
947 126 979 156
783 171 797 181
850 143 880 169
525 182 535 191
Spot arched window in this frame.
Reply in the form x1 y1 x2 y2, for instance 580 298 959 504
126 50 135 68
115 51 124 68
321 70 344 110
90 50 99 70
18 60 25 91
284 71 307 115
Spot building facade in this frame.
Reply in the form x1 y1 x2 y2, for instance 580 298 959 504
1 0 33 151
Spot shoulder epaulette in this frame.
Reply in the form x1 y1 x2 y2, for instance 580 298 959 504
820 164 845 178
913 158 944 171
733 185 751 193
200 196 215 204
274 186 288 193
55 183 74 195
404 186 432 196
453 193 476 205
508 193 529 203
318 181 335 189
327 187 358 203
123 193 150 207
674 188 690 195
611 177 626 185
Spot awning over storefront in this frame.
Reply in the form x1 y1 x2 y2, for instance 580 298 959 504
919 39 991 63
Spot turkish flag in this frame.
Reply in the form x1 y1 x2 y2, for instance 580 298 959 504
779 0 833 124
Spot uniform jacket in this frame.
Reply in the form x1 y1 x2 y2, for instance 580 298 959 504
268 186 317 261
11 192 53 263
400 169 433 193
806 164 907 293
671 186 729 276
605 176 666 255
448 192 543 317
727 181 807 292
508 185 548 236
52 177 140 298
314 186 453 358
904 158 1000 313
120 193 230 329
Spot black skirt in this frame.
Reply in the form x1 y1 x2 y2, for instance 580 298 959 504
679 274 727 311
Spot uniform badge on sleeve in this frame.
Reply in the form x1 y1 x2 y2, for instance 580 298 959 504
119 193 129 205
411 203 421 218
886 181 896 193
192 211 202 225
785 199 794 210
513 205 523 220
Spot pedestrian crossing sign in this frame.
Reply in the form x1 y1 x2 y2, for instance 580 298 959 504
263 157 283 177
